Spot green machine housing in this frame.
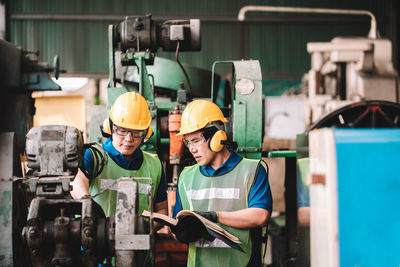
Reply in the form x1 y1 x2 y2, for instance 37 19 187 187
89 15 265 184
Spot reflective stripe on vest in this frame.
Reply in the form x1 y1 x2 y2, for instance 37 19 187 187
100 179 152 194
186 187 240 200
178 158 262 267
89 149 162 217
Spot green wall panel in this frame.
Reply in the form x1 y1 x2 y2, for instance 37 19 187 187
9 0 394 77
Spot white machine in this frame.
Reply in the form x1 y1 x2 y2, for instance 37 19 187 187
307 37 399 123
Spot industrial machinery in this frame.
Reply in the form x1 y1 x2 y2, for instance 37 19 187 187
239 5 400 267
91 15 265 265
20 125 154 266
4 4 397 266
306 36 399 125
0 14 266 266
0 38 61 266
0 39 61 156
302 36 400 265
88 14 264 185
308 127 400 267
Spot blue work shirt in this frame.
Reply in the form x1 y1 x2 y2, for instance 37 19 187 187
173 149 273 267
83 138 167 203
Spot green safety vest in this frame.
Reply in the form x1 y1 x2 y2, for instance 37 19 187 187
178 158 265 267
89 145 162 216
89 146 162 266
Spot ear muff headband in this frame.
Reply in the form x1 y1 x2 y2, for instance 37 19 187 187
208 130 227 152
144 126 153 140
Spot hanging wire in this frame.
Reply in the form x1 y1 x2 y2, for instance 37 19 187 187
175 41 193 99
80 143 106 181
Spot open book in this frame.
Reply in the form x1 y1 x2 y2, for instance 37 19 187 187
141 210 243 252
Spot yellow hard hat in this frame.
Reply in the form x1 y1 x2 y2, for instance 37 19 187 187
109 92 152 130
177 99 228 136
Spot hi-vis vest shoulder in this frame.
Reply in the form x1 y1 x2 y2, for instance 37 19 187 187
88 145 162 217
178 158 267 267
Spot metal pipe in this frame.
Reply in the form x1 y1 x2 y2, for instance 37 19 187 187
10 13 369 24
237 5 378 39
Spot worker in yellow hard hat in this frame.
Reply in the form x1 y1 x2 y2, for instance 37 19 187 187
71 91 167 266
170 99 273 267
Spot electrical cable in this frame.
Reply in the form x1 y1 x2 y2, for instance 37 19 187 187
175 41 193 99
80 143 106 180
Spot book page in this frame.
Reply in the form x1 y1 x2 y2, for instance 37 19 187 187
141 210 178 227
142 210 241 244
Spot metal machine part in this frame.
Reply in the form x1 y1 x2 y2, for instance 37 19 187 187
211 60 264 159
17 126 155 266
0 39 61 157
237 5 378 39
26 125 84 177
0 132 23 266
22 198 108 267
296 99 400 210
115 178 153 266
0 38 62 266
24 126 84 199
246 7 399 267
306 37 399 124
105 16 265 181
118 15 201 53
310 100 400 130
237 6 399 130
21 179 154 267
293 100 400 267
308 128 400 267
168 108 183 184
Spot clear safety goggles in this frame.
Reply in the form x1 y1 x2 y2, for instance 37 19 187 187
183 133 206 149
113 125 146 139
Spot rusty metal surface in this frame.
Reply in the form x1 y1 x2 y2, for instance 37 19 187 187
26 126 84 177
23 197 107 266
115 234 151 250
0 133 15 266
115 178 139 266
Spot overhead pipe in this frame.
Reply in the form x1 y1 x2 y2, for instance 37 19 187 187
238 5 379 39
11 13 369 24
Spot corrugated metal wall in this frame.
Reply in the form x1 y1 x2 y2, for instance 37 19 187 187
9 0 393 77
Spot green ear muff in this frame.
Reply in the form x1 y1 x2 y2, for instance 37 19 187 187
209 130 227 152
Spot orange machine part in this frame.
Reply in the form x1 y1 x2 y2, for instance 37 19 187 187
168 113 184 164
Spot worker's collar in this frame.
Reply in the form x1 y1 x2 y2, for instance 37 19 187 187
200 148 242 176
103 138 143 169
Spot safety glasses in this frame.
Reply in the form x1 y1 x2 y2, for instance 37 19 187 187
183 133 206 149
113 125 146 139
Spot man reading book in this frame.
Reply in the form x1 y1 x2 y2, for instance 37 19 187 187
172 99 273 267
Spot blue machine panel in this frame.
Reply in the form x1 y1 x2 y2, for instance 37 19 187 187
335 129 400 266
